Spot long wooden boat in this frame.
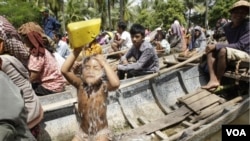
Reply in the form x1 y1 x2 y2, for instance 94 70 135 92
37 55 249 141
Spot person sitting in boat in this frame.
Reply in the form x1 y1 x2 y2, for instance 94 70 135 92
98 31 113 45
169 20 184 53
61 48 120 141
152 27 163 42
17 22 66 71
213 18 228 42
110 21 133 58
144 27 151 42
116 23 160 79
152 29 170 55
179 26 206 57
0 54 44 138
201 0 250 90
0 71 36 141
53 32 71 59
0 16 30 67
18 23 66 96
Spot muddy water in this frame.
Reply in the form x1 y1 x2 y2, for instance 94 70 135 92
204 110 249 141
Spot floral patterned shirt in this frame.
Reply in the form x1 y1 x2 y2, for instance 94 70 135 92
28 49 65 92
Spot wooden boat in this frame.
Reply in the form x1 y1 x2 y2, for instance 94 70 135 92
37 54 249 141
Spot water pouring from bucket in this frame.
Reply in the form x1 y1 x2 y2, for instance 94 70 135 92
62 19 120 141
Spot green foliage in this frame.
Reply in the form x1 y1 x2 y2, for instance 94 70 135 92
135 9 155 30
154 0 186 30
0 0 40 28
208 0 237 29
135 0 186 31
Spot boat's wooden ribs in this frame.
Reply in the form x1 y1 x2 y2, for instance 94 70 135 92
150 80 173 114
177 71 189 94
118 97 139 129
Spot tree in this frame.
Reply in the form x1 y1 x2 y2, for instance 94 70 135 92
0 0 40 28
134 0 155 29
208 0 237 29
183 0 194 28
154 0 186 30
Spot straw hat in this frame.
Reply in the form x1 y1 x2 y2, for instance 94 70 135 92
229 0 250 13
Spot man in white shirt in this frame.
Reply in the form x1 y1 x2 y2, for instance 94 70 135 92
111 21 132 57
53 32 70 59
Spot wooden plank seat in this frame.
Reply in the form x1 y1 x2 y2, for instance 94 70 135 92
178 90 222 114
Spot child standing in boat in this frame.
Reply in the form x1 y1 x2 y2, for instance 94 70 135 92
61 47 120 141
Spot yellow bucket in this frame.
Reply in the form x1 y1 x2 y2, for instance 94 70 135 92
67 18 101 48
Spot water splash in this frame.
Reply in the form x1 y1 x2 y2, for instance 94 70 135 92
86 91 107 141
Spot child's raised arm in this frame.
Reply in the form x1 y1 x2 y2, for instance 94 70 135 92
94 54 120 91
61 48 82 88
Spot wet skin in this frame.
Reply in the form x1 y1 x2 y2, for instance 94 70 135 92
78 59 108 135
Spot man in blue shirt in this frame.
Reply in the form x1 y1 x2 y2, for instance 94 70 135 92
202 0 250 90
41 7 61 39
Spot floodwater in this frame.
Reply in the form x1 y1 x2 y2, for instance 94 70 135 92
204 110 249 141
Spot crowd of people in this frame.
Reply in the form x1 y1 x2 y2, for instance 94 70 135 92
0 0 249 140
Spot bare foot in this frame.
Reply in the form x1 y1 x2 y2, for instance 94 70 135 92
201 81 220 90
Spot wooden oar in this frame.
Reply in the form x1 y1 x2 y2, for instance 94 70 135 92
105 49 129 57
120 53 204 89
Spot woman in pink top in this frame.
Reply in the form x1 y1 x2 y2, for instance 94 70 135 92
19 29 65 96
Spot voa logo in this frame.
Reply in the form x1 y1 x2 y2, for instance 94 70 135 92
226 129 247 136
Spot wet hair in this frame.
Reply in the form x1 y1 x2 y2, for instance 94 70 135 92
82 55 93 63
129 24 145 37
117 21 127 31
81 54 104 76
81 54 106 95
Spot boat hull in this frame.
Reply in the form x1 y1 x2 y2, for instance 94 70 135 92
37 66 249 141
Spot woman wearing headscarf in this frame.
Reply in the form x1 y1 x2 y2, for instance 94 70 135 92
0 16 30 67
169 20 185 53
18 23 66 96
